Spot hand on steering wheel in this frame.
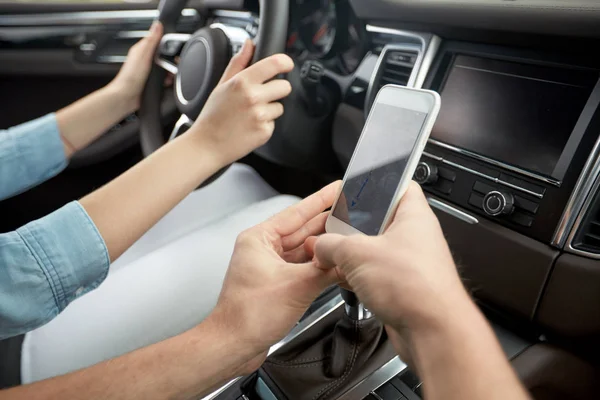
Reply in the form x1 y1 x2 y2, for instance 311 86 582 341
188 40 294 167
138 0 289 187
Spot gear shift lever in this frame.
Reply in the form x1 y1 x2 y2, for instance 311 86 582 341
341 288 373 320
262 288 394 400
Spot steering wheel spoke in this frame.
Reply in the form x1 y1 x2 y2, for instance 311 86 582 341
169 114 194 142
210 23 252 55
155 33 192 74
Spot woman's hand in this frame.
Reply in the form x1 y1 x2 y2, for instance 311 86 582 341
189 39 294 166
109 22 164 113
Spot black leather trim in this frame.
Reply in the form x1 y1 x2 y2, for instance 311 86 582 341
0 335 24 389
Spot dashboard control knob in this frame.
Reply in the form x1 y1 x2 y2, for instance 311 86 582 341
414 161 438 185
483 191 515 216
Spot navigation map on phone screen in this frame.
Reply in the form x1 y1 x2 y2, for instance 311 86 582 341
332 103 427 235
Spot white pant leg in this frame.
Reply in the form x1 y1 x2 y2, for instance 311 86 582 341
21 195 300 383
111 163 278 271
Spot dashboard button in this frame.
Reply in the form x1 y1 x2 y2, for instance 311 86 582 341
514 195 540 214
469 193 484 209
473 181 494 195
483 191 515 217
438 167 456 182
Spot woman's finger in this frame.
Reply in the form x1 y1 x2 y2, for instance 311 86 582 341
258 102 285 122
220 39 255 84
256 79 293 103
240 54 294 84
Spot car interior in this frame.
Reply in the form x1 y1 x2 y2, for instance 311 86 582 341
2 0 600 399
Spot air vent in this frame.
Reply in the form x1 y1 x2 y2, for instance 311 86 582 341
377 49 418 90
365 46 420 114
572 189 600 254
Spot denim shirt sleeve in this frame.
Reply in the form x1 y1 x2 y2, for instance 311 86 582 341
0 201 110 340
0 114 68 201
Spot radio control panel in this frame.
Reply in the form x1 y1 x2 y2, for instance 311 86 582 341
416 147 552 242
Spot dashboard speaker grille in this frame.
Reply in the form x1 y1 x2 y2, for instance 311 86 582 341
573 190 600 253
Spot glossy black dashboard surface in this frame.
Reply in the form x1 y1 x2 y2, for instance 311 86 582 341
285 0 367 75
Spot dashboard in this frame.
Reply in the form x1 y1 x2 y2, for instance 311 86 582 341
285 0 367 74
245 0 600 355
257 0 600 356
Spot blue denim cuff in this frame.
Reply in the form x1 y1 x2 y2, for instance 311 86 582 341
0 113 68 201
17 201 110 311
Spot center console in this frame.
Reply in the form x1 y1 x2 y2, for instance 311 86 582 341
202 290 532 400
418 42 600 244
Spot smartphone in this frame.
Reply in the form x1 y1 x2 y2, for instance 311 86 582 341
326 85 441 236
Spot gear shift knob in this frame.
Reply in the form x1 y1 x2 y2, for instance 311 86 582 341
341 289 373 320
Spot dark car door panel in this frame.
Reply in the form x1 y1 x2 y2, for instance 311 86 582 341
0 5 205 165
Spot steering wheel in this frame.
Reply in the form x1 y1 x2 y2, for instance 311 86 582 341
138 0 289 185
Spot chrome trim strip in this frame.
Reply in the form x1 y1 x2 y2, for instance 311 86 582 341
427 198 479 225
0 9 198 27
96 55 127 64
210 22 252 46
553 79 600 248
337 357 408 400
213 9 255 21
115 30 149 39
156 33 191 75
428 139 561 187
370 392 385 400
567 243 600 260
565 173 600 259
269 296 344 355
417 34 441 88
201 295 345 400
422 152 545 199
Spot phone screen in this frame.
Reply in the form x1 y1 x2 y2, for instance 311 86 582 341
332 103 428 235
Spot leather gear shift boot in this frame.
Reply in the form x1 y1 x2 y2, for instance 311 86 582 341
261 310 396 400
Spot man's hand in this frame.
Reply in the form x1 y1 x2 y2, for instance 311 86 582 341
190 39 294 166
110 21 164 113
311 181 466 337
310 182 532 400
207 181 342 371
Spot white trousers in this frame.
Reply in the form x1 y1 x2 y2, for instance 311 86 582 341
21 164 300 383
